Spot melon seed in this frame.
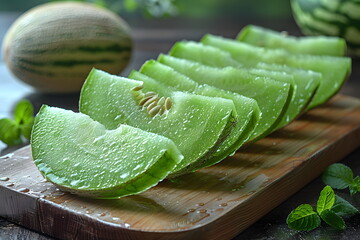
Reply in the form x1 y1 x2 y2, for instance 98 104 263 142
131 85 144 91
165 97 172 110
139 96 154 106
144 91 157 97
157 97 165 106
159 106 166 115
143 95 158 107
147 100 159 112
149 106 161 117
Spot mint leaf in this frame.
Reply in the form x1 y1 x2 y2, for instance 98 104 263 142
287 204 321 231
0 118 21 146
320 209 346 230
322 163 354 189
20 119 34 140
331 195 359 218
317 186 335 215
349 176 360 196
14 100 34 125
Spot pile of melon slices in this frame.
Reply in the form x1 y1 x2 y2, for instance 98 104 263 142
31 25 352 199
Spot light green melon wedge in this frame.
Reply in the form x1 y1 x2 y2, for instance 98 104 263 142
201 34 351 109
247 68 307 129
129 61 260 167
156 54 299 130
169 41 242 68
31 105 183 199
255 62 321 120
80 68 238 177
237 25 346 56
169 41 321 121
157 54 292 140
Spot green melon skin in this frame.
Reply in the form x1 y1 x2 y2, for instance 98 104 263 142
237 25 347 56
160 53 292 140
169 42 321 118
130 61 260 167
201 34 351 109
2 2 132 93
291 0 360 56
31 105 183 199
80 69 238 177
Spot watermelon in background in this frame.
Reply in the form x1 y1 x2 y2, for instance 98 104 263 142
291 0 360 57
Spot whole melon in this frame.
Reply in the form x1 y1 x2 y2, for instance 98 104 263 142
2 2 132 93
291 0 360 56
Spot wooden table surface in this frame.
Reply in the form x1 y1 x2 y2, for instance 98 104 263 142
1 12 360 240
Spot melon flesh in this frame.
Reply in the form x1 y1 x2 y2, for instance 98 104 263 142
31 105 183 198
169 41 321 120
157 54 292 140
201 34 351 109
80 68 237 177
130 63 260 167
157 55 305 130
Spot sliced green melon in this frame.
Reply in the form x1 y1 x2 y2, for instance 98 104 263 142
160 54 314 130
157 54 292 140
201 34 351 109
80 68 238 177
237 24 346 56
255 62 321 117
169 41 241 68
169 41 321 118
129 61 260 167
31 105 183 199
247 67 315 129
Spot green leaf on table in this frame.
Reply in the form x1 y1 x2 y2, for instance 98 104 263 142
20 118 35 140
322 163 354 189
14 100 34 125
320 209 346 230
331 195 359 218
0 118 21 146
0 100 35 146
287 204 321 231
317 186 335 215
349 176 360 196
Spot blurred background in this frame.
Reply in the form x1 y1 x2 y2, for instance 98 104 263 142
0 0 292 19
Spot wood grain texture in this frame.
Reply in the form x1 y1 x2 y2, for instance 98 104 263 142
0 94 360 240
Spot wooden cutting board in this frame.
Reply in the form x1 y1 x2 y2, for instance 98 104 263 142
1 94 360 240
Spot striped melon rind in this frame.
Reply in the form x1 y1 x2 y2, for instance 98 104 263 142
2 2 132 93
237 25 347 56
291 0 360 56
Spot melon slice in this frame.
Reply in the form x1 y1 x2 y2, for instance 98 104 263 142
31 105 183 198
157 54 292 140
255 62 321 125
129 61 260 167
201 34 351 109
80 68 238 177
169 41 321 124
158 54 304 130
